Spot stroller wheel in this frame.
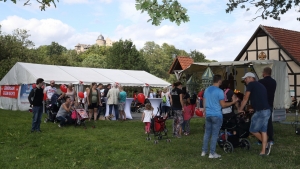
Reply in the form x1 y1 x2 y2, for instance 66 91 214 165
240 139 251 150
223 141 234 153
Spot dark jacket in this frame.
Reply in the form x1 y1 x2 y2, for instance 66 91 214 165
28 87 44 106
258 76 277 108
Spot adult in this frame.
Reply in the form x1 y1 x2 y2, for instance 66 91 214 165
238 72 272 156
44 80 57 101
103 84 111 97
201 75 237 158
119 86 127 121
182 87 190 103
87 82 102 121
61 83 77 105
149 89 154 98
97 83 105 119
220 80 237 132
78 87 89 111
258 67 277 145
28 78 44 133
56 96 74 127
170 81 184 138
161 87 171 117
198 88 204 108
107 83 120 120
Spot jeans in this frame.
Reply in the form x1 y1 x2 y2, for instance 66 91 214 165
250 109 270 133
267 108 274 141
202 116 223 154
161 106 170 115
31 106 43 131
183 119 191 133
109 104 119 120
57 116 73 126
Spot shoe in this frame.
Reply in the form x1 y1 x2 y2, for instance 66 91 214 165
58 124 61 128
30 130 34 133
259 153 266 157
209 153 221 158
266 142 272 155
36 130 42 133
257 141 262 145
269 141 274 145
201 151 206 157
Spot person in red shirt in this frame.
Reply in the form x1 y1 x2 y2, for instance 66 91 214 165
198 88 204 108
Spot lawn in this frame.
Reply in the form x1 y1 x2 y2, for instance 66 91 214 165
0 109 300 169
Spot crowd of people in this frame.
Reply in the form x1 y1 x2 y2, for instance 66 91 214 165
28 81 128 129
28 66 279 158
201 67 276 158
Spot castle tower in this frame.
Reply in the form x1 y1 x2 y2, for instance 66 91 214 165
96 34 106 46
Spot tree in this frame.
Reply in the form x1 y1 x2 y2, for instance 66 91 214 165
189 50 207 62
135 0 189 26
0 26 37 79
106 39 148 71
47 42 67 56
82 54 107 68
226 0 300 21
3 0 58 11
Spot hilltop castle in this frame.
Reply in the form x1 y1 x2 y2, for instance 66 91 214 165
75 34 114 53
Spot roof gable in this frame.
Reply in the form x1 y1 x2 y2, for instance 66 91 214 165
234 25 300 65
168 56 194 74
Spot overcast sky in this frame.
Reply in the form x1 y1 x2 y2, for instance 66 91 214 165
0 0 299 61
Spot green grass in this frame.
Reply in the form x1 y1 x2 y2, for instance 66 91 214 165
0 109 300 169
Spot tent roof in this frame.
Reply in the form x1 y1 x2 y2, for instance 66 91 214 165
0 62 170 87
180 60 276 74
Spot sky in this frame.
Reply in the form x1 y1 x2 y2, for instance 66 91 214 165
0 0 299 61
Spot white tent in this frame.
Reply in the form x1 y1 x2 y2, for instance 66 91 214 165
180 60 290 121
0 62 170 111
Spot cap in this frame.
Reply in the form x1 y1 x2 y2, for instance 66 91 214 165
242 72 256 80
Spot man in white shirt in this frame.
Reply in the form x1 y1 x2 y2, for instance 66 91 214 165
44 80 57 101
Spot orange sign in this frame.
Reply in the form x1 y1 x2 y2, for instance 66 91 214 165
0 85 19 98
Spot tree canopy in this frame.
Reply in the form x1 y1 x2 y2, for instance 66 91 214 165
0 26 213 84
3 0 299 25
226 0 300 21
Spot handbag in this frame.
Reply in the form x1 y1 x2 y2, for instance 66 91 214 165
71 110 77 120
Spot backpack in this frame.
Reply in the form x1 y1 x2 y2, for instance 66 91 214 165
162 95 167 103
30 88 37 102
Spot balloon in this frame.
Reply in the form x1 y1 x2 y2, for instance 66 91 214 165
32 83 36 88
137 93 145 104
195 108 203 117
78 92 84 99
43 93 47 101
60 84 67 93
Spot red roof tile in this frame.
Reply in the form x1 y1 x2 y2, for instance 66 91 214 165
168 56 194 74
262 25 300 63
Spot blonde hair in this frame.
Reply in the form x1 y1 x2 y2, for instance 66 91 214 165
145 103 153 110
163 87 168 93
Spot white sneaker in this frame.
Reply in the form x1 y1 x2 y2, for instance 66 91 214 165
58 124 61 128
209 153 221 158
201 151 206 156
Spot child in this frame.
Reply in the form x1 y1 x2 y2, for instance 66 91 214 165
141 103 154 134
183 99 194 136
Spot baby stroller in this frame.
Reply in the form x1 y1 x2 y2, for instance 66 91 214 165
146 107 171 144
71 108 88 128
217 112 252 153
44 94 62 123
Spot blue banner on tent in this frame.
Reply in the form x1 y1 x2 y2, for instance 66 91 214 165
20 84 33 104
